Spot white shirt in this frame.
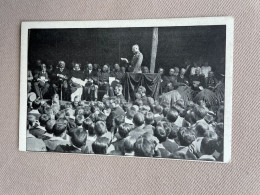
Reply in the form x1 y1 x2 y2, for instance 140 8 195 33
190 67 201 75
201 66 212 78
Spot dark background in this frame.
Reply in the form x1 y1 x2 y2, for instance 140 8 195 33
28 25 226 74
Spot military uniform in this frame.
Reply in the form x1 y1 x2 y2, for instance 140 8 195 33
131 51 143 73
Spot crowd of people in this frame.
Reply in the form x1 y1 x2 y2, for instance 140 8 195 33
26 58 225 161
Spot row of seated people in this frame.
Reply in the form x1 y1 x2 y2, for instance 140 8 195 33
27 84 224 161
28 59 220 101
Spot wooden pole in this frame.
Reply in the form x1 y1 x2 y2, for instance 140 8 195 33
150 27 158 73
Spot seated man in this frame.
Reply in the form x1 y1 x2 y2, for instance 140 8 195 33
83 63 98 101
162 68 185 92
206 71 218 90
28 69 33 93
189 68 206 92
201 61 212 78
33 64 50 99
177 68 189 85
69 63 85 101
98 64 110 97
110 63 124 82
52 61 70 100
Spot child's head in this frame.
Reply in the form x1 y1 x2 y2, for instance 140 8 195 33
118 123 133 138
154 126 167 143
134 137 155 157
92 137 110 154
126 109 135 120
153 105 163 115
53 123 67 137
45 119 56 134
39 114 50 127
32 99 41 110
177 127 196 146
55 110 66 120
166 109 179 123
133 112 145 127
200 137 217 155
144 112 154 125
204 130 218 140
168 124 179 139
195 122 209 137
115 115 125 127
71 128 87 148
193 105 208 121
95 121 107 136
124 137 136 153
134 99 143 107
162 107 170 117
75 114 84 126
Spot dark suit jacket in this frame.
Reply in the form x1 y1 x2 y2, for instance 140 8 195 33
106 106 125 132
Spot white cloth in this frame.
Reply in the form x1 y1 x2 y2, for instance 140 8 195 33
71 87 83 101
190 67 201 75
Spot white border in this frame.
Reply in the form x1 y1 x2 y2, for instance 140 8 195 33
19 17 234 163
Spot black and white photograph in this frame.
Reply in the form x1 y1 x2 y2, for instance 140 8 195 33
19 17 233 162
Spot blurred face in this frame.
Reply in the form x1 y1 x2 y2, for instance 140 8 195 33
169 69 175 76
74 97 80 106
88 63 93 70
74 64 80 71
158 68 164 75
52 94 59 102
174 68 179 76
36 60 42 66
132 45 139 53
195 68 200 75
121 67 126 73
208 71 214 78
143 66 149 73
41 64 47 72
204 62 209 66
114 64 120 71
93 64 98 69
103 65 108 72
180 68 186 75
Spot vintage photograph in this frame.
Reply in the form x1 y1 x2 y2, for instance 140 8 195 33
19 17 233 162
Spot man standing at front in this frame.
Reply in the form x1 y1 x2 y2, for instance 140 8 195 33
121 44 143 73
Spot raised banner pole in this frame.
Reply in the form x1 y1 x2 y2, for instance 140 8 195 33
150 27 158 73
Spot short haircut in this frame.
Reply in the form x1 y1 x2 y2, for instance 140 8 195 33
177 127 196 146
75 114 84 126
118 123 133 138
115 115 125 126
44 107 53 116
162 107 170 117
126 109 135 119
204 130 218 140
45 119 56 134
134 99 143 107
166 109 179 123
195 122 209 137
39 114 50 127
110 96 120 105
75 107 84 116
95 121 107 136
55 110 66 120
134 137 155 157
133 112 145 127
124 137 136 153
131 105 139 113
168 124 179 139
82 118 93 130
145 112 154 125
32 99 41 110
27 114 36 127
138 86 146 94
153 105 163 114
92 137 110 154
71 128 87 148
122 102 132 112
53 123 67 137
51 104 60 115
201 137 217 155
193 105 208 120
154 126 167 143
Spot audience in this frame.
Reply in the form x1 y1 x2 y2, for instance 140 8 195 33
26 59 225 161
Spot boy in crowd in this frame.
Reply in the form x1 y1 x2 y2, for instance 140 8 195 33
129 112 146 140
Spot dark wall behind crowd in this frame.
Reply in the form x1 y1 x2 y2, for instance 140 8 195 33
28 25 226 74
